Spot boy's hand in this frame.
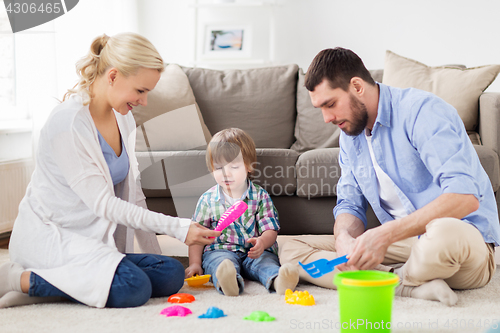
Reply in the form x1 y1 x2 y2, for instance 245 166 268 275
246 237 265 259
185 222 221 246
185 263 203 278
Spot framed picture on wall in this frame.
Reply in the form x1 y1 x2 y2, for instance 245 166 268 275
202 24 252 59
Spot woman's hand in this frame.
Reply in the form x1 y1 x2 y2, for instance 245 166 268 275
185 263 203 278
184 222 220 246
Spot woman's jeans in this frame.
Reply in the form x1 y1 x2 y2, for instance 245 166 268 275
28 254 184 308
202 249 280 295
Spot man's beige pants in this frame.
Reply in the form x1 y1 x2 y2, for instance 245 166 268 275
279 218 496 290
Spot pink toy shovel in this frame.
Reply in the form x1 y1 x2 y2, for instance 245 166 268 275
215 200 248 232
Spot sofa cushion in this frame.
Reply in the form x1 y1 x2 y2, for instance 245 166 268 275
132 64 212 151
474 145 500 192
296 148 341 198
137 148 299 198
182 65 298 149
290 69 341 153
289 69 387 153
382 50 500 131
137 150 214 198
369 69 384 83
469 132 481 145
293 145 499 197
252 149 299 196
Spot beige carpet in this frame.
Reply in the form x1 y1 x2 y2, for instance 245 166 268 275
1 248 499 333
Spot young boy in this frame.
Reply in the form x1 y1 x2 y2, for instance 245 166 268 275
185 128 299 296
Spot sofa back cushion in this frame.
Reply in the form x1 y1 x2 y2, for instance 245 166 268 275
132 64 212 151
290 69 383 153
383 50 500 132
369 69 384 83
296 148 341 198
290 68 341 153
182 65 298 149
253 148 299 196
137 148 300 198
292 145 500 199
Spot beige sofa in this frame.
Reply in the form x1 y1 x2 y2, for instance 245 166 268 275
133 53 500 235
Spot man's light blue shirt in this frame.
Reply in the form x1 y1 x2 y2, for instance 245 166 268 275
333 83 500 246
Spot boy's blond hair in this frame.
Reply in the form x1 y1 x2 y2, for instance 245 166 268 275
206 128 257 177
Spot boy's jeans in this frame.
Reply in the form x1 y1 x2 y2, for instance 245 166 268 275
202 249 280 295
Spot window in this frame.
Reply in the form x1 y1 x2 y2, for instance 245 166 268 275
0 1 17 120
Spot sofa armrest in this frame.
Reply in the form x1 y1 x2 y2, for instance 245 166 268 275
479 92 500 158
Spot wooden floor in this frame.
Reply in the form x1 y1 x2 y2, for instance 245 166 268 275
0 233 10 249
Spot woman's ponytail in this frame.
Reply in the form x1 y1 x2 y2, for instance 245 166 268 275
63 34 110 105
63 33 164 106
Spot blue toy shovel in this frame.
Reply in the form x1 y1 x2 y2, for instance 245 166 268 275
298 255 349 278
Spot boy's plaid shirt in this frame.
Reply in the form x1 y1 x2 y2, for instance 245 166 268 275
192 180 280 255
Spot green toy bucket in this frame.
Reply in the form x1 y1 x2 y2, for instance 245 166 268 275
333 271 399 332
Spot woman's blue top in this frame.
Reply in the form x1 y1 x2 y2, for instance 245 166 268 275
97 130 129 186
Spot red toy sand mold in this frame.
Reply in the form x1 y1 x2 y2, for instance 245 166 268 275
167 293 195 303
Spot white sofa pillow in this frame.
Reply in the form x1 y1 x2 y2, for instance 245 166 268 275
382 50 500 131
132 64 212 152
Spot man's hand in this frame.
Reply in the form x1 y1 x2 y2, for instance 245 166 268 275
333 213 365 271
246 237 265 259
184 222 221 246
334 230 357 271
347 226 392 270
185 263 203 278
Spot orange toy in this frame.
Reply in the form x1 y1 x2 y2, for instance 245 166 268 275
184 274 211 287
167 293 195 303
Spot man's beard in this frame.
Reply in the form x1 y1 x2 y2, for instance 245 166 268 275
343 93 369 136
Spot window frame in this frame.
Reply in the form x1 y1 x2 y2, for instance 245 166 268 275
0 0 26 122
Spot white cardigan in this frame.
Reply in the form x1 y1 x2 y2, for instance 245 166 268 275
9 95 191 308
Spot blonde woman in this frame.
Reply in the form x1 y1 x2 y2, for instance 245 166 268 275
0 33 220 308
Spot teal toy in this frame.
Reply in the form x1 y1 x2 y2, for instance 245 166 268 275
198 307 227 319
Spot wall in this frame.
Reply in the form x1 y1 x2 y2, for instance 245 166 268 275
5 0 140 141
3 0 500 130
138 0 500 91
0 0 140 126
53 0 140 100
